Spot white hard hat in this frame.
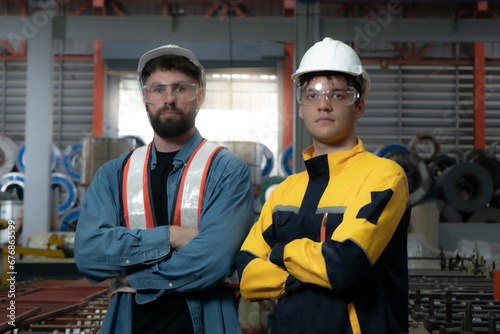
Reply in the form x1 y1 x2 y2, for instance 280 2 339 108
291 38 370 98
137 44 205 88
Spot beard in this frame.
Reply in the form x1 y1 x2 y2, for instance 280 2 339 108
146 103 197 138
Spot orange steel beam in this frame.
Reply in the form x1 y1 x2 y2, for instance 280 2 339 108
19 39 25 55
416 42 435 60
204 1 245 17
332 4 347 18
0 0 28 58
20 0 27 15
357 5 414 61
0 54 92 60
204 4 217 17
0 40 19 56
0 55 26 60
361 58 474 65
162 0 168 16
55 55 93 61
229 3 245 17
93 40 104 137
473 42 485 150
283 41 293 149
391 42 410 60
110 1 126 16
73 0 92 16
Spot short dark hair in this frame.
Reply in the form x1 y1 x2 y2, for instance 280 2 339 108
139 55 203 87
299 71 363 103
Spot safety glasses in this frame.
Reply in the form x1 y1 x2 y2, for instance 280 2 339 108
297 83 359 107
142 82 198 105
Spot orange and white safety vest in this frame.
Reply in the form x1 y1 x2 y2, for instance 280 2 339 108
109 139 223 296
122 139 221 230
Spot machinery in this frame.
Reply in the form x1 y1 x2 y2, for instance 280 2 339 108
1 232 79 287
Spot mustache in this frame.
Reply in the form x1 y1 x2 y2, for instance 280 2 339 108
157 105 182 115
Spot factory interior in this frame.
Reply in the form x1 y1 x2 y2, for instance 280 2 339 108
0 0 500 333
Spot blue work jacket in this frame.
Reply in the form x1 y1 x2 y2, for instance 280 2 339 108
74 129 255 334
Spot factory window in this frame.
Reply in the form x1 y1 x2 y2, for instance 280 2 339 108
118 68 280 176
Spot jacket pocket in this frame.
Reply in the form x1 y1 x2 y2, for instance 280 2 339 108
264 208 296 247
273 209 298 244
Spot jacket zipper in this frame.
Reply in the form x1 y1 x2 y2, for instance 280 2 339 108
320 212 328 242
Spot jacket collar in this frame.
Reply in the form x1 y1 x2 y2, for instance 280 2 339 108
149 128 204 170
302 138 366 174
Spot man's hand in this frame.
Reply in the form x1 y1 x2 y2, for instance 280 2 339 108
170 226 198 250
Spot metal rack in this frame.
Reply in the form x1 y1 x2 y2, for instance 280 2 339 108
409 267 499 333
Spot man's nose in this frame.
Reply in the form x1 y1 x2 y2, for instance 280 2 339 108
163 90 176 104
317 93 332 110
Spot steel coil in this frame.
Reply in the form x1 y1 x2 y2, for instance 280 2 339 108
435 163 494 213
0 135 18 176
446 149 466 163
51 172 79 215
428 155 457 178
490 189 500 208
280 144 293 176
385 151 432 206
0 172 25 200
487 140 500 158
59 209 80 231
410 134 441 162
466 149 486 162
261 144 274 179
374 143 410 158
63 143 83 181
259 176 285 206
17 143 62 173
471 155 500 189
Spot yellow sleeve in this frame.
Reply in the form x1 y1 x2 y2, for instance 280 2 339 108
237 200 291 302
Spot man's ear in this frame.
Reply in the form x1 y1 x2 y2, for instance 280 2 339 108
355 99 365 120
298 106 304 120
196 87 206 109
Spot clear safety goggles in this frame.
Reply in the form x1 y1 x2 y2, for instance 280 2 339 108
141 82 199 105
297 83 359 107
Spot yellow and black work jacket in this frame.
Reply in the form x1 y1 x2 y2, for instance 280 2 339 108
236 139 410 334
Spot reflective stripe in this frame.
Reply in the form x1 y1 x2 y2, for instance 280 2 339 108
123 143 153 230
347 302 361 334
174 139 221 227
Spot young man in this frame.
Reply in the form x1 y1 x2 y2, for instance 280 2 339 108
75 44 255 334
236 38 411 334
